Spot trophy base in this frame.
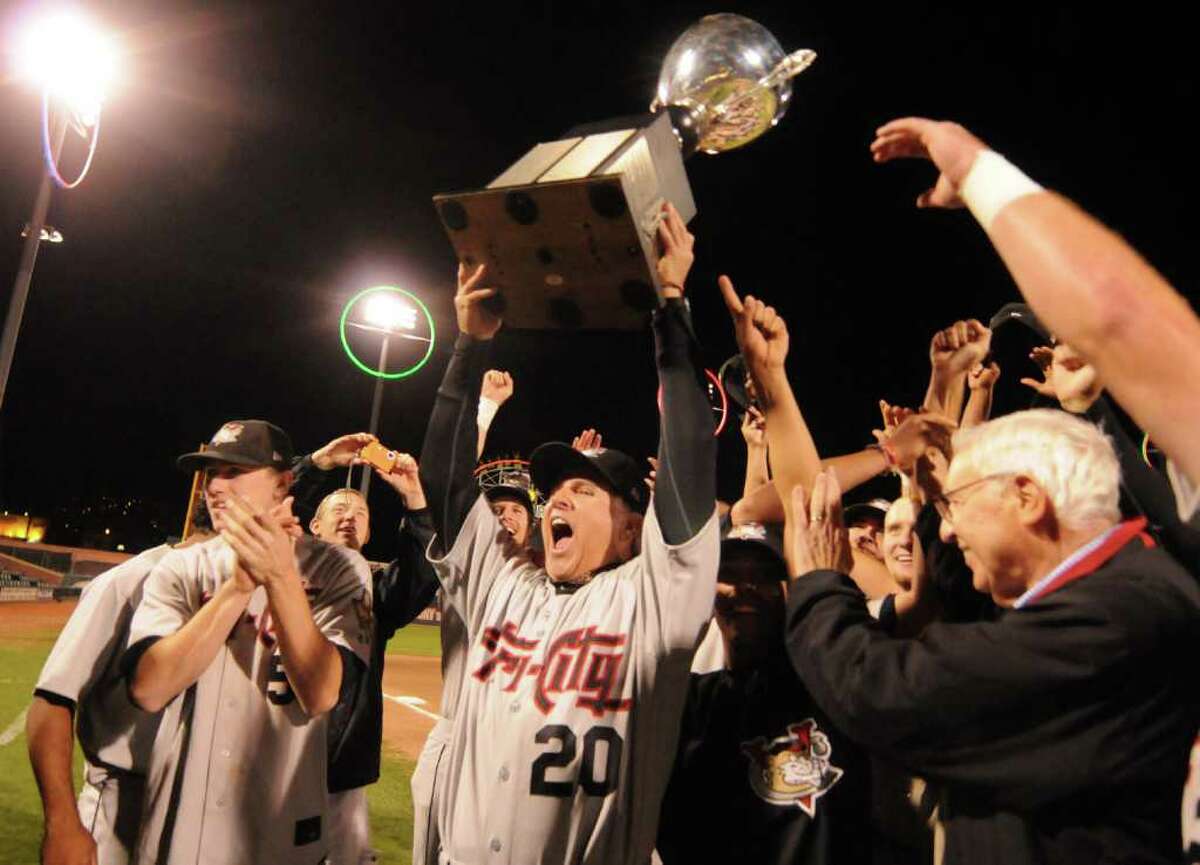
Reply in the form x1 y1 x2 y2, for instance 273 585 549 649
433 113 695 330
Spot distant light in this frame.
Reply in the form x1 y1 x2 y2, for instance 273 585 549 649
116 543 124 551
362 294 417 331
21 224 64 243
13 9 119 124
104 527 110 535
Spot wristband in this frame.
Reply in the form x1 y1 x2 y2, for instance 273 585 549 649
477 397 499 430
960 150 1044 231
876 440 899 473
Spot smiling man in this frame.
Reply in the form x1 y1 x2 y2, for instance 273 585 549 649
418 202 719 865
785 411 1200 864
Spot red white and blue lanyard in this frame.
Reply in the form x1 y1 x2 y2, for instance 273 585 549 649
1012 517 1154 609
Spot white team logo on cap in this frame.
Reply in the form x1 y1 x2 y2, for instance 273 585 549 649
726 522 767 542
741 719 843 816
211 422 244 445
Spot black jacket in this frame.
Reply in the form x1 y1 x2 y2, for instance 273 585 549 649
786 526 1200 864
657 659 871 865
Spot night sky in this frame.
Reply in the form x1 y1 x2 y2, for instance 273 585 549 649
0 2 1195 560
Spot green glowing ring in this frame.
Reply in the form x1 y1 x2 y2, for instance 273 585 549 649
339 286 436 379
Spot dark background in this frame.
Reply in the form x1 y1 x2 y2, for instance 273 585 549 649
0 1 1194 559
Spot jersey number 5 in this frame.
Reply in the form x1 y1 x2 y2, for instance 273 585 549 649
530 724 623 798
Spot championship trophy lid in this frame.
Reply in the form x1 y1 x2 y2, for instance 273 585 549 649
433 14 815 330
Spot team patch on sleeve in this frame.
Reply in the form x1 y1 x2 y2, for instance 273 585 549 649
741 718 843 816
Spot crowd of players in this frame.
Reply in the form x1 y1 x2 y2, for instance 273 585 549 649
21 116 1200 865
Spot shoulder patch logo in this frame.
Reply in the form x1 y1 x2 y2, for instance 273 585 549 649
211 422 244 445
741 718 843 816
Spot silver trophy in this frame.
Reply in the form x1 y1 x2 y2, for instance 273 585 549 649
652 13 817 156
433 14 816 329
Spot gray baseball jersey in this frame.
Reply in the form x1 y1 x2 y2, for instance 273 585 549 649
411 591 470 865
36 545 172 774
127 534 372 865
432 495 719 865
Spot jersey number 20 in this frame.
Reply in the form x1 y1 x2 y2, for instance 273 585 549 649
530 725 623 798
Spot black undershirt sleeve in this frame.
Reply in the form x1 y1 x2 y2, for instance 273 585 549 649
652 299 717 544
419 334 493 556
374 508 440 641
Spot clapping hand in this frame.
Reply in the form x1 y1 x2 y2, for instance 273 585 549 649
788 470 854 578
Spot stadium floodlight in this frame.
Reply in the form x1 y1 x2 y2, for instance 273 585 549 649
362 293 418 332
13 8 119 126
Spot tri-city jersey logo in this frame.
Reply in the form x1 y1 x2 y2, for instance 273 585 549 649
741 719 844 816
472 621 632 716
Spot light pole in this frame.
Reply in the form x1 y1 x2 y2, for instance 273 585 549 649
1 9 118 412
345 292 425 497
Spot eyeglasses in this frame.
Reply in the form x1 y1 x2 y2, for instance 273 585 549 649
931 473 1017 522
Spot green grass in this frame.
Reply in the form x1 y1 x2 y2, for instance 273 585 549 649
0 622 421 864
0 629 68 865
385 622 442 658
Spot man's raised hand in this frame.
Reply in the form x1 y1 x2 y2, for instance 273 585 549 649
930 319 992 377
870 117 988 209
968 361 1001 391
656 202 695 298
1019 346 1057 398
481 370 514 405
740 406 767 449
374 452 426 510
456 262 502 339
311 432 376 471
719 275 789 387
787 470 853 578
571 428 603 452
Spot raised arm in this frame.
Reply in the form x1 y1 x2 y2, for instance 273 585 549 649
419 263 501 552
290 432 378 521
477 370 514 458
872 116 1200 494
924 319 991 421
961 362 1000 429
719 277 822 549
652 203 716 543
370 454 440 635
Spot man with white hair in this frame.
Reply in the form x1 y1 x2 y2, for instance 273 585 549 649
785 409 1200 864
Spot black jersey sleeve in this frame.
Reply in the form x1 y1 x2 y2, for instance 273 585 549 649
652 299 717 544
419 334 492 555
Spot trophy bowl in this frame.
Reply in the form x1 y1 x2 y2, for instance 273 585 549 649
651 13 816 156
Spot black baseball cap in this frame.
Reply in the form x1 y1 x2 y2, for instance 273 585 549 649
843 498 891 527
177 420 295 473
720 521 786 582
530 443 649 514
485 485 536 518
989 302 1051 343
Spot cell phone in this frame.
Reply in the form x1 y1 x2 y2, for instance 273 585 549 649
359 441 400 474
